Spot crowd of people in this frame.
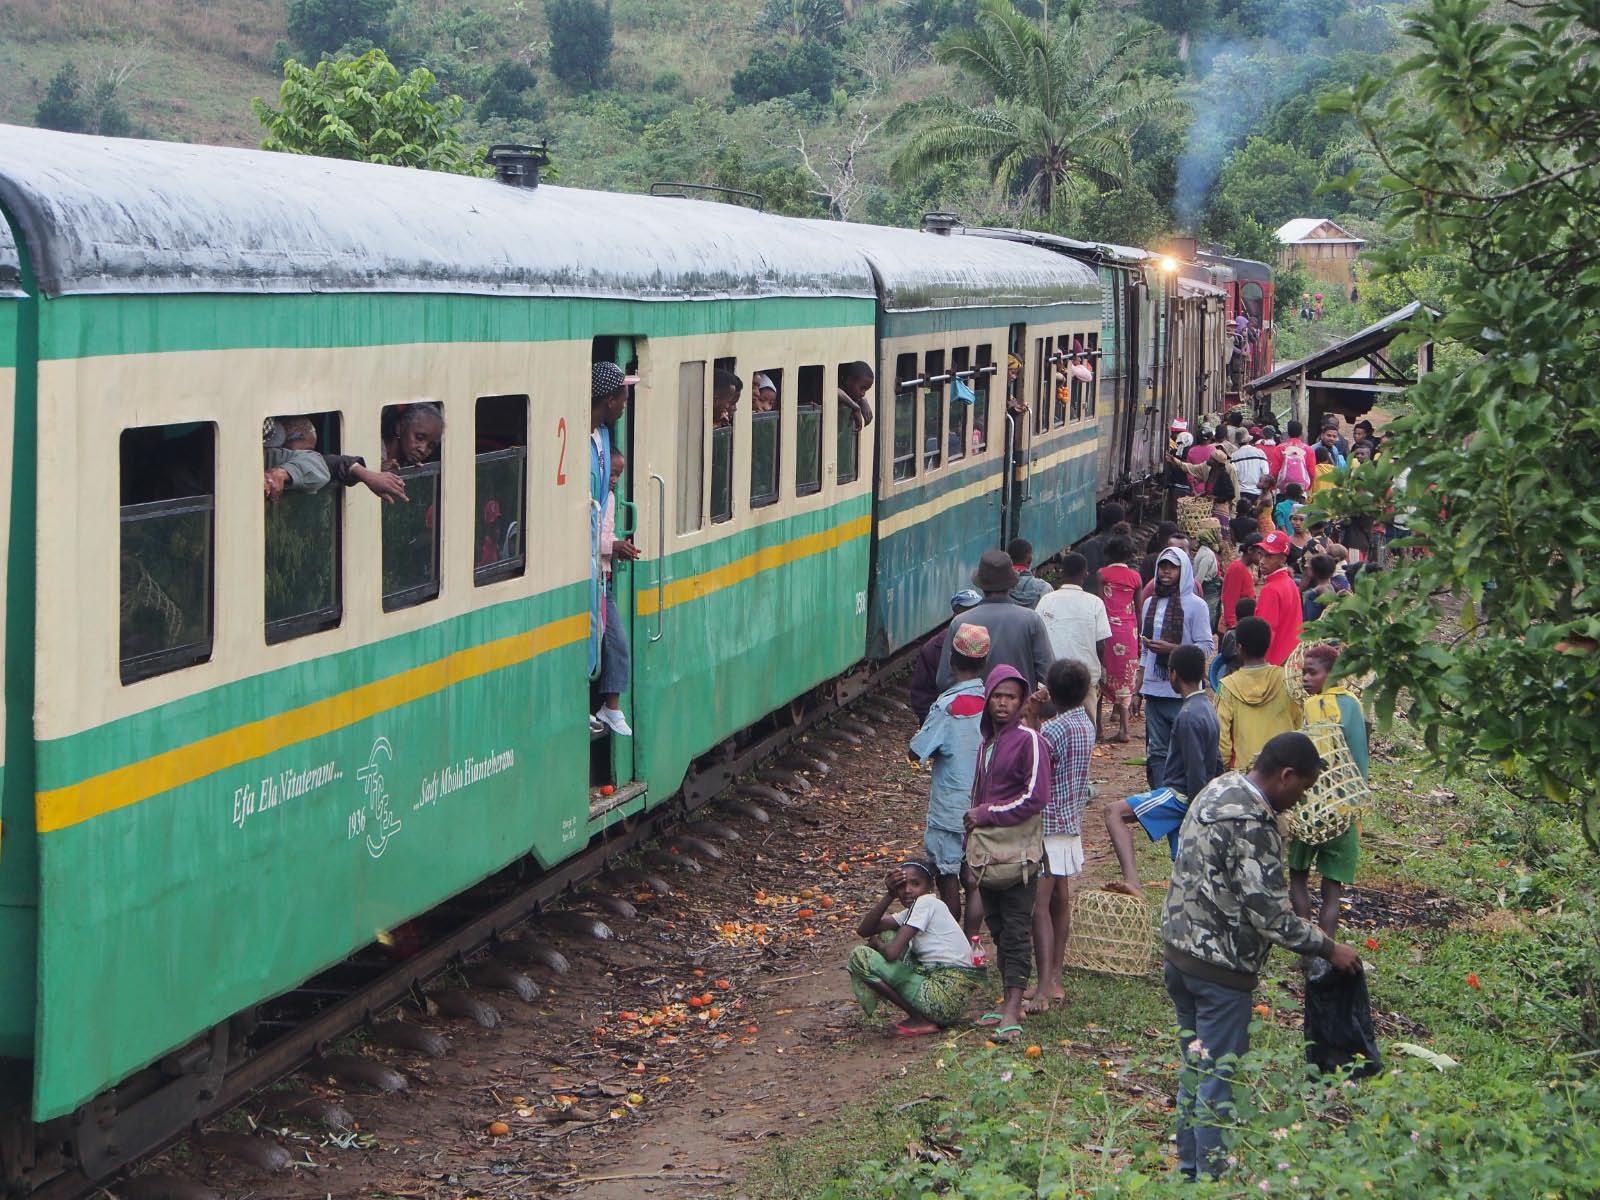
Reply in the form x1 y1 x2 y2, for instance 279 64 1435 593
864 407 1388 1180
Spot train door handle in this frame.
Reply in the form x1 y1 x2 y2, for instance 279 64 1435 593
649 472 666 643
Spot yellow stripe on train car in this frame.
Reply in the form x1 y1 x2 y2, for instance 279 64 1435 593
34 613 591 834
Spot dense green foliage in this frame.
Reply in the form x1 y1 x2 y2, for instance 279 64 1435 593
475 61 543 123
1319 0 1600 847
252 49 481 174
286 0 397 58
887 0 1180 220
34 62 132 137
546 0 615 93
730 41 839 109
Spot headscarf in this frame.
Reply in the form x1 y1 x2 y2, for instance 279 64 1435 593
1140 547 1193 681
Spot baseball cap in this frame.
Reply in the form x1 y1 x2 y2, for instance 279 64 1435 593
1259 530 1291 555
591 361 640 401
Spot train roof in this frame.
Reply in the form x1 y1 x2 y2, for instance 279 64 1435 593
801 221 1100 310
963 227 1157 268
0 124 877 301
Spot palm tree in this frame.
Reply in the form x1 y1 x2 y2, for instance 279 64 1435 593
888 0 1179 220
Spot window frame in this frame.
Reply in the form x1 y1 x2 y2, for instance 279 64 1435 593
120 492 216 684
891 351 919 483
795 364 825 498
263 411 344 645
381 458 443 612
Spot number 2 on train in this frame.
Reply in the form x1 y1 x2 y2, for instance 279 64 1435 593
556 417 567 484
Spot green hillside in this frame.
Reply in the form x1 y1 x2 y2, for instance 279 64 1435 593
1 0 1412 285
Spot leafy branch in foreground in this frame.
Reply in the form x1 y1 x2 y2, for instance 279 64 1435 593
1317 0 1600 845
251 48 482 175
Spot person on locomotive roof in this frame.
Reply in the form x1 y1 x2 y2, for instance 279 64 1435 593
934 549 1054 693
262 415 330 501
838 360 875 430
382 402 444 473
713 369 743 427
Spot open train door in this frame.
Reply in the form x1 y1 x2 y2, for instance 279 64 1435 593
1001 323 1028 544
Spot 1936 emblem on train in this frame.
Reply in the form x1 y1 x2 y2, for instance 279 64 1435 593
355 736 403 859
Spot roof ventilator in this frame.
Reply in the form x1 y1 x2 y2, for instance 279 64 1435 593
921 212 963 236
487 143 551 189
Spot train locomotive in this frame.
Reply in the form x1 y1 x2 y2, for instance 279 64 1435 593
0 124 1268 1190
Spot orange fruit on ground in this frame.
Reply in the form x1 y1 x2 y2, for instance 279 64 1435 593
487 1121 510 1136
688 995 707 1008
796 908 815 919
1024 1045 1042 1059
1253 1004 1271 1017
714 979 731 990
819 897 834 909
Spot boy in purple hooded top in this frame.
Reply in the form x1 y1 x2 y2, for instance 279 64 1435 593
964 664 1053 1041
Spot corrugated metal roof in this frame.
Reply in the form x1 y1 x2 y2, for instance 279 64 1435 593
1246 301 1430 393
1275 217 1365 245
0 215 20 296
800 221 1100 310
0 124 877 300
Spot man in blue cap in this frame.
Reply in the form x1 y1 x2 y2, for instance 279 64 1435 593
908 588 984 721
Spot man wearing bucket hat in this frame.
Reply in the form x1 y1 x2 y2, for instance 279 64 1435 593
1252 531 1303 667
935 549 1054 692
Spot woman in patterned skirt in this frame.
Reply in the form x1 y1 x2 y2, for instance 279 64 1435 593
1098 532 1142 743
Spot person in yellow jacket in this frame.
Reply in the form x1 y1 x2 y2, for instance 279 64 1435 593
1215 617 1302 770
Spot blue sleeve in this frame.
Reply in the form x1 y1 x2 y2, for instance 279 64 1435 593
909 706 949 764
1184 597 1215 656
1338 694 1370 779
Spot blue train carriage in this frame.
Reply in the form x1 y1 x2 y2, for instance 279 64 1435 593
0 123 875 1136
809 222 1101 657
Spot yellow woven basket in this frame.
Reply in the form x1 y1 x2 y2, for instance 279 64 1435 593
1283 640 1307 706
1068 888 1155 977
1177 495 1212 538
1286 720 1369 844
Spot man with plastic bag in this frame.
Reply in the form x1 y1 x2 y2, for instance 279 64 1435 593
1160 731 1364 1180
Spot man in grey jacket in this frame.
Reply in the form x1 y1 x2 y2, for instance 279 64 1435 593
1161 731 1363 1180
935 549 1054 690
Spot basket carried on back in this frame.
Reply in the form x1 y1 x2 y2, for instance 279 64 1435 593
1069 888 1155 977
1177 495 1212 538
1286 720 1370 845
1283 641 1307 705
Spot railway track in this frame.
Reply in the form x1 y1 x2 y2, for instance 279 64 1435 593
13 656 914 1200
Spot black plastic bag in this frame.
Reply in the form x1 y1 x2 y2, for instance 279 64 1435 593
1304 959 1383 1078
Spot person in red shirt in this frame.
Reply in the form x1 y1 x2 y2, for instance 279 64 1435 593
1252 531 1303 666
1219 528 1262 633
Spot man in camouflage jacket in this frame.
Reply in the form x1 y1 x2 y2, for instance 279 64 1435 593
1160 731 1363 1179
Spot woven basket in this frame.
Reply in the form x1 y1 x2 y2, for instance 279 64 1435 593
1286 720 1369 845
1069 888 1155 977
1177 495 1212 538
1283 640 1307 706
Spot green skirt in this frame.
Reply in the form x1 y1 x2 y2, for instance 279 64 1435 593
846 933 984 1026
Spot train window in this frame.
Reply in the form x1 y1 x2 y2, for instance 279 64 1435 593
474 395 528 586
677 361 705 534
922 349 945 471
795 365 824 496
710 357 738 524
1068 334 1086 423
948 347 970 463
1032 336 1051 433
119 422 215 683
892 352 918 482
973 344 993 453
264 412 342 645
836 363 861 484
380 401 444 612
1084 333 1100 418
750 367 781 509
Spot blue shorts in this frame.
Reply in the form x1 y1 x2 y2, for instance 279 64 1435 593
1129 787 1189 858
925 826 966 877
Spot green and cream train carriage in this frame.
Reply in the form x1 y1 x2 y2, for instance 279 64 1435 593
0 124 884 1150
0 122 1136 1182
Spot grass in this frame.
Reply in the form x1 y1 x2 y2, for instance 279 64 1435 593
745 724 1600 1198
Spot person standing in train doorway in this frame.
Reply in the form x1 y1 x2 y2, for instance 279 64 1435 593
590 362 636 736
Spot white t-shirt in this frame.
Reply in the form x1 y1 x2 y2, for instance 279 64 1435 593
893 894 974 966
1231 443 1269 494
1034 585 1112 682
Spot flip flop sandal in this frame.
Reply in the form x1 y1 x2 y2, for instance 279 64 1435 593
992 1025 1024 1042
974 1011 1005 1028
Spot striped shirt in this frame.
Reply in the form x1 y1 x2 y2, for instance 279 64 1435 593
1040 708 1095 836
